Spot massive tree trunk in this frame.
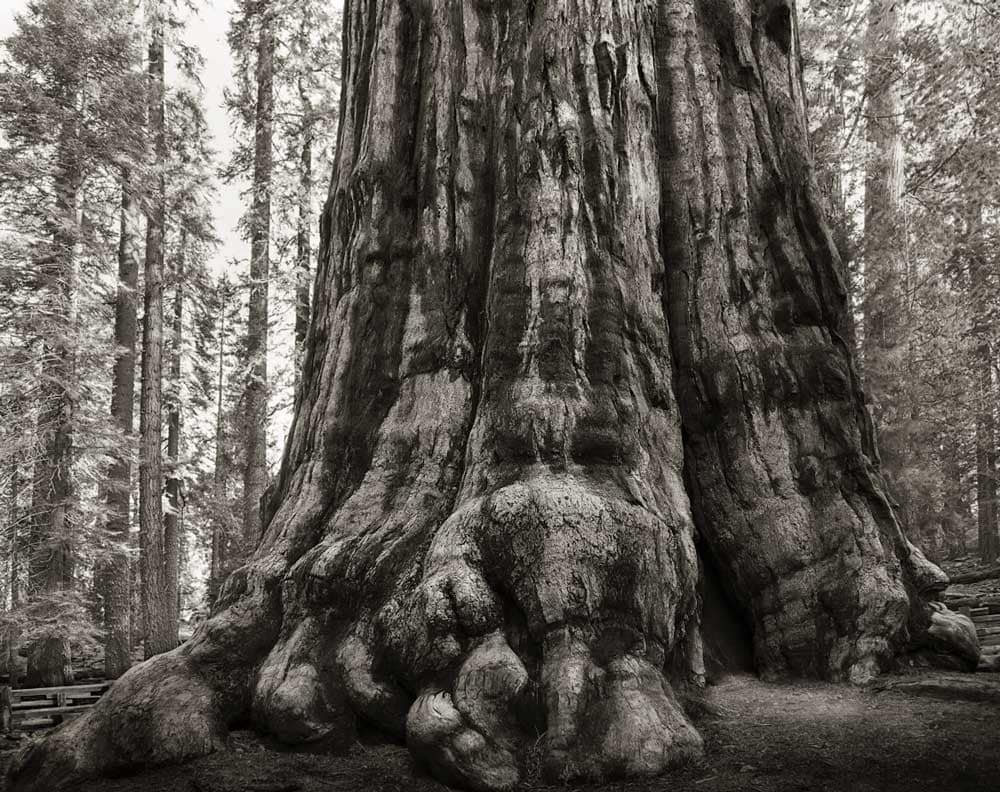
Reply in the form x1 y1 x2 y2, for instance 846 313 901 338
9 2 976 790
100 173 139 679
242 2 276 547
139 3 172 658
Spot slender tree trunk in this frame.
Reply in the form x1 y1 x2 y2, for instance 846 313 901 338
8 424 21 610
140 3 172 659
9 4 978 791
128 520 140 650
963 199 1000 564
25 79 81 688
208 283 228 607
101 173 139 679
861 0 905 399
242 2 275 547
294 9 314 387
294 90 313 387
976 335 999 563
163 233 183 644
3 448 22 683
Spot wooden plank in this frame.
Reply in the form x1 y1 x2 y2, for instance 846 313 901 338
4 681 110 730
13 697 102 710
15 714 86 729
949 565 1000 585
12 701 53 710
12 704 96 720
944 594 1000 608
11 693 101 710
12 683 109 697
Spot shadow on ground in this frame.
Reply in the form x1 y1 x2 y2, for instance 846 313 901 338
5 672 998 792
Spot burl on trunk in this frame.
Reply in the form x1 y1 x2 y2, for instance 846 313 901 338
10 1 976 790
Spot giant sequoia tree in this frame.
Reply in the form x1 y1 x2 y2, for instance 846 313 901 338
9 2 977 790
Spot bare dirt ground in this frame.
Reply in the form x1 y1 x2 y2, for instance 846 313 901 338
3 671 997 792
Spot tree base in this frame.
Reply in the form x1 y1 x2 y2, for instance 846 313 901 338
7 0 982 788
24 637 73 689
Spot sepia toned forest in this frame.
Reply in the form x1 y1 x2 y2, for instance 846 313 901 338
0 1 999 791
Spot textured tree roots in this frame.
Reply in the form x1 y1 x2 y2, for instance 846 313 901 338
11 476 709 791
7 478 972 792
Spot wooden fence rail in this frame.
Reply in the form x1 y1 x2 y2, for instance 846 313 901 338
1 682 110 731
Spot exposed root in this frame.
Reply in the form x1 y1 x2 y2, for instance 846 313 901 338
407 688 519 792
253 617 355 746
9 653 235 792
540 631 702 781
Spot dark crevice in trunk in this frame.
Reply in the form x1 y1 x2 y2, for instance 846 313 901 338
697 542 754 679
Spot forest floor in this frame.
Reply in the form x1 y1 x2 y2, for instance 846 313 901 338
3 670 998 792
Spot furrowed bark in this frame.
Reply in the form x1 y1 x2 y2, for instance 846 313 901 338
294 127 312 386
8 2 976 790
101 173 139 679
294 7 314 387
862 0 905 391
208 282 229 607
242 1 276 547
966 200 1000 564
140 2 172 658
8 445 20 610
26 66 81 688
656 0 923 681
164 231 184 640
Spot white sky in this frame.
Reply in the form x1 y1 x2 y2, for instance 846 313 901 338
182 0 245 274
